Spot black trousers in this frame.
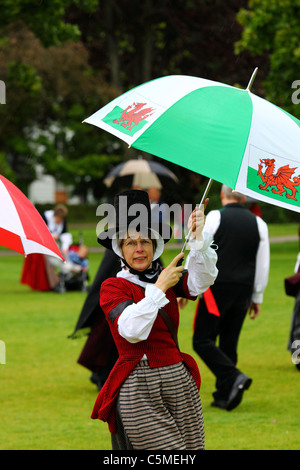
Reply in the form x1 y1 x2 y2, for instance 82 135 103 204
193 283 252 401
288 288 300 351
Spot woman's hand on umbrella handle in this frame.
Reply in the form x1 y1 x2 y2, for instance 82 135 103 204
188 198 209 242
155 253 184 293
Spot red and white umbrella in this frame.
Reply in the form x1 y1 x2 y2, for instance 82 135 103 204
0 175 64 260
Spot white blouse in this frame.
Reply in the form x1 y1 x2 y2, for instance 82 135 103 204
117 232 218 344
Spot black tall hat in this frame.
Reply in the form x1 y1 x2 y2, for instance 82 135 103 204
97 189 172 251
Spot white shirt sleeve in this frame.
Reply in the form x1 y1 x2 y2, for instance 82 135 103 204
60 232 73 251
184 232 218 296
118 283 169 343
252 217 270 304
294 253 300 273
202 210 221 236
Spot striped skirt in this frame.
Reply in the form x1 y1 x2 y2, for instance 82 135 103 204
117 360 205 450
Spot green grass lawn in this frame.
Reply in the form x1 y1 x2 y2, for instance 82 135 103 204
0 226 299 450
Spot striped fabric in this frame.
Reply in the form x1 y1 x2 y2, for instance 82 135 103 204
118 360 205 450
91 277 201 434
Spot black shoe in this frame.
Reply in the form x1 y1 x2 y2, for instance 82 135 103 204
226 373 252 411
211 399 227 410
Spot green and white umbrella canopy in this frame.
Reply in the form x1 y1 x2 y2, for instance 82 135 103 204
84 75 300 213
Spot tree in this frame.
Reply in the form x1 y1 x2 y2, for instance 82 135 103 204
0 0 262 204
67 0 257 93
0 19 122 196
235 0 300 117
0 0 98 47
65 0 259 204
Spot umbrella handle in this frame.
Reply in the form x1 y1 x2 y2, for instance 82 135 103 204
180 178 213 256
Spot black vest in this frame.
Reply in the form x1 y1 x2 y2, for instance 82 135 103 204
213 203 260 286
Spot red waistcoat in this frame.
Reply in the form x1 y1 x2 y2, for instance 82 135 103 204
91 276 201 433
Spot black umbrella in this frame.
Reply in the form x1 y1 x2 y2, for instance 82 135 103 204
104 159 179 189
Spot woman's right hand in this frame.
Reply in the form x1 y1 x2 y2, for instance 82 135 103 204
155 253 185 293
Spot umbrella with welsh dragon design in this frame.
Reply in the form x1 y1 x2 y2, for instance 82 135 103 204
84 69 300 216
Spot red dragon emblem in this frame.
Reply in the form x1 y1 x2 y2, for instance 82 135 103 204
257 158 300 201
113 102 155 131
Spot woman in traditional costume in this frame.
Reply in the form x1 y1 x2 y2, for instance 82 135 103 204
91 189 218 450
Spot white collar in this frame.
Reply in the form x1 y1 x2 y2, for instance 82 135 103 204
116 268 149 288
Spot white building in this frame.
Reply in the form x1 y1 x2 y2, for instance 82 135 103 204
28 165 81 205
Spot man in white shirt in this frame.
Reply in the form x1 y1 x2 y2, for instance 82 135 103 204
192 185 270 411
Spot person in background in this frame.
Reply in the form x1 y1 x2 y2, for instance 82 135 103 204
192 185 270 411
70 248 121 390
286 224 300 371
147 186 167 224
147 186 162 205
21 204 72 292
68 244 89 271
43 204 72 257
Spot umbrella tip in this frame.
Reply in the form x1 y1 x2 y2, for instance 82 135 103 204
246 67 258 91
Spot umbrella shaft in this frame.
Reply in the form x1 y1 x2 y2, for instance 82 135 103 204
181 178 213 253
